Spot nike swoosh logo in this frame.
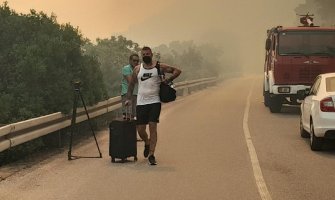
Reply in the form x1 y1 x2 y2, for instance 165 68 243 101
141 73 153 81
141 77 151 81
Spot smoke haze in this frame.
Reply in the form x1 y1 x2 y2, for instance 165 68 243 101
3 0 307 73
125 0 305 74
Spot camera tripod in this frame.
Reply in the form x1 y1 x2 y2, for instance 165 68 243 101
68 81 102 160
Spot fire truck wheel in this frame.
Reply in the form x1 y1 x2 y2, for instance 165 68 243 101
269 96 282 113
264 91 270 107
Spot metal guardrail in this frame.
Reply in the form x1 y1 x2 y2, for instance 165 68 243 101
0 77 219 152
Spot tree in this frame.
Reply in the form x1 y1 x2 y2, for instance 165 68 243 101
83 35 140 97
153 40 224 81
0 3 106 124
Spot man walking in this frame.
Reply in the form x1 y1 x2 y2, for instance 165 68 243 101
121 54 139 119
126 46 181 165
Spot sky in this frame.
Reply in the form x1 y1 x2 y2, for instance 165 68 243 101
2 0 306 73
2 0 177 43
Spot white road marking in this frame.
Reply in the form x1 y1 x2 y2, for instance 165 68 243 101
243 81 272 200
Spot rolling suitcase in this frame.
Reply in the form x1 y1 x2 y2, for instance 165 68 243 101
109 110 137 163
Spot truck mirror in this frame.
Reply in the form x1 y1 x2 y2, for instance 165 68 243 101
297 89 310 100
297 90 305 100
305 88 311 95
265 38 271 51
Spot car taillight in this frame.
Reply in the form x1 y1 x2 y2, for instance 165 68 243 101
320 97 335 112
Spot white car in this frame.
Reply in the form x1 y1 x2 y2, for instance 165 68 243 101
300 72 335 151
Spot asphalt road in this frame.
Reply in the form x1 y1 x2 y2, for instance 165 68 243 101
1 75 335 200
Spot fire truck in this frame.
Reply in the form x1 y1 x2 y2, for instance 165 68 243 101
263 14 335 113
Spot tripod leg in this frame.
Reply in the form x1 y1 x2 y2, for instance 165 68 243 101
79 90 103 158
68 90 79 160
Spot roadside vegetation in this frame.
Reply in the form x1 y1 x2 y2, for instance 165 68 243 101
0 2 107 124
0 3 226 125
0 2 225 165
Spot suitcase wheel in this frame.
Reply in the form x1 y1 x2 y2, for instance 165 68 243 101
111 157 126 163
111 157 136 163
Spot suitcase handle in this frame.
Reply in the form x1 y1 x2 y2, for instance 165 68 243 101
124 104 134 121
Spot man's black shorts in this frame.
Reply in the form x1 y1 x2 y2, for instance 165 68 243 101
136 103 161 125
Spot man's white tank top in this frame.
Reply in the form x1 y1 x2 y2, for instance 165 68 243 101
137 63 161 105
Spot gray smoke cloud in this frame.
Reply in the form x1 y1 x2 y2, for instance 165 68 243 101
124 0 305 74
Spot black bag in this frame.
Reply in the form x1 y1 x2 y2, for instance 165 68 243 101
156 62 177 103
160 83 176 103
109 119 137 163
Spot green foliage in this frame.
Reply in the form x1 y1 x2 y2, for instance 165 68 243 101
0 3 225 125
83 35 140 97
0 137 44 166
0 3 106 124
84 38 222 96
153 41 224 81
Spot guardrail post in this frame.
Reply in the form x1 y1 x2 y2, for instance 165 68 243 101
42 130 62 148
0 77 219 154
183 87 189 96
